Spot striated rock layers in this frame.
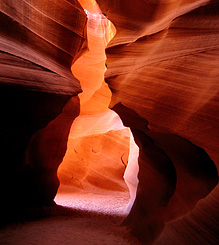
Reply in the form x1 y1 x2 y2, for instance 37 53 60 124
0 0 86 215
0 0 219 244
96 0 219 243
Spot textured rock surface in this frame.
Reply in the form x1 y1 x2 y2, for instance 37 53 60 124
57 129 130 193
1 0 219 244
96 0 219 243
56 2 131 200
0 0 86 216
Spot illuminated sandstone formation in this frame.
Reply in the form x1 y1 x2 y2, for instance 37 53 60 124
56 3 135 200
0 0 218 244
57 129 130 193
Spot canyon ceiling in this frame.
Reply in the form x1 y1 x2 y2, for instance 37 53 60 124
0 0 219 244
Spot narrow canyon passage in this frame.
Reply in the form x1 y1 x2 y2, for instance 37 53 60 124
0 3 142 244
0 0 218 244
55 1 139 219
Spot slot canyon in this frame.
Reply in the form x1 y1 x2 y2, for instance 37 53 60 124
0 0 218 244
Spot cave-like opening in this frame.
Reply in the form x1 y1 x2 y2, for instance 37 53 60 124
54 1 139 215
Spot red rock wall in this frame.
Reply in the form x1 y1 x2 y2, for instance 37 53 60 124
0 0 218 244
97 0 219 243
0 0 86 216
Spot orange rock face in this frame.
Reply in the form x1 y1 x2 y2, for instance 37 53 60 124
56 2 131 198
58 129 130 193
0 0 219 244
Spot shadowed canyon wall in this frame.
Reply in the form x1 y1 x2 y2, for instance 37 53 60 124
0 0 219 244
0 0 86 215
96 0 219 243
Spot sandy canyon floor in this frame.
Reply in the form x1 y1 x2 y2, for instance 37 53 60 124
0 190 141 245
